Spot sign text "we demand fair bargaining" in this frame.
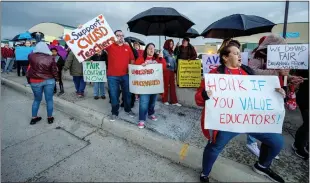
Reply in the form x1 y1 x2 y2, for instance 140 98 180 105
204 74 285 134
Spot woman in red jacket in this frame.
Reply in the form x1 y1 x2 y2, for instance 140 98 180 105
195 43 286 183
135 43 166 129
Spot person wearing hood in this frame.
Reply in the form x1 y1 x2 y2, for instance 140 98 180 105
63 51 86 98
50 48 65 95
26 42 59 125
195 42 286 183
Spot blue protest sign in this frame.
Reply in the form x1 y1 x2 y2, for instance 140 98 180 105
15 47 34 61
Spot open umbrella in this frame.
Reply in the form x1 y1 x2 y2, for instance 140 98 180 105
169 27 200 38
127 7 194 37
124 36 145 46
11 31 32 41
201 14 275 39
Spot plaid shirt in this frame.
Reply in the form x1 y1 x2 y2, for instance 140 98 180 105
1 47 15 58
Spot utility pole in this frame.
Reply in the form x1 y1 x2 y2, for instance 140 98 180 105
283 0 289 38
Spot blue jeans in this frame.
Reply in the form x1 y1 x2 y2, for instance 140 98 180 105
202 131 284 176
72 76 86 94
93 82 106 97
4 58 14 72
247 135 257 145
107 75 132 115
30 79 55 117
139 94 157 121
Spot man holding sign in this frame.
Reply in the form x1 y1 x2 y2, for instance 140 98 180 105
195 43 286 183
105 30 135 121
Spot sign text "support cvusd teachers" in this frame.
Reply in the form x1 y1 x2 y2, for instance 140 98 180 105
64 14 116 62
204 74 285 134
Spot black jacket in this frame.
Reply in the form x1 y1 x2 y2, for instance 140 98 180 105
90 50 108 69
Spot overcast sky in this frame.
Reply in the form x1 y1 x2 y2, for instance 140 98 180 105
1 1 309 46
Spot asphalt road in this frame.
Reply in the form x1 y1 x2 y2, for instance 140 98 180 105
1 85 212 182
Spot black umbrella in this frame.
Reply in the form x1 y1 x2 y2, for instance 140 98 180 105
201 14 275 39
127 7 195 37
124 36 145 46
184 27 200 38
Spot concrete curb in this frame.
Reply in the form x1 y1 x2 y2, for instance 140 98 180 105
1 77 270 182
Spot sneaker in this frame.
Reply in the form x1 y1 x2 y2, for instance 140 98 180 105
200 173 209 183
30 117 42 125
164 102 170 105
253 162 285 183
148 115 158 121
94 96 99 100
110 115 117 122
292 143 309 159
127 111 135 118
138 121 145 129
246 142 260 157
101 96 106 99
172 103 182 107
47 117 54 124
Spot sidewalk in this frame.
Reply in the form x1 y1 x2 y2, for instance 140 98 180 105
1 72 308 182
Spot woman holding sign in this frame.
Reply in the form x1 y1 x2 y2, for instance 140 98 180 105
135 43 166 129
195 43 286 183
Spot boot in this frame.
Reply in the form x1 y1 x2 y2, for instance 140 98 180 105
54 85 57 94
58 83 65 96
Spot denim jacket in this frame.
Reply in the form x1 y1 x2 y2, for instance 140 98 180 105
163 49 176 71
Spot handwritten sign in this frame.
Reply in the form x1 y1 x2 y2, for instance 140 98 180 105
64 14 117 62
267 44 309 70
82 61 107 82
202 52 249 73
129 64 164 94
177 60 202 88
15 47 34 61
204 74 285 133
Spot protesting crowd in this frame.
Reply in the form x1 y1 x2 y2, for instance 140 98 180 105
1 13 308 183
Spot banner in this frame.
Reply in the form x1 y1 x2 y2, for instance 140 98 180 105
15 47 34 61
129 64 164 94
83 61 107 82
64 14 117 62
177 59 202 88
204 74 285 133
202 52 249 73
267 44 309 70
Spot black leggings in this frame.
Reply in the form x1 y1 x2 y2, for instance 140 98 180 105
294 107 309 150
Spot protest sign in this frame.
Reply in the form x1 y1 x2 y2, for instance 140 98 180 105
83 61 107 82
204 74 285 133
267 44 309 70
129 64 164 94
202 52 249 73
15 46 34 61
64 14 117 62
177 60 202 88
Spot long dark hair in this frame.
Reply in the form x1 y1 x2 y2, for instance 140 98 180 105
143 43 158 61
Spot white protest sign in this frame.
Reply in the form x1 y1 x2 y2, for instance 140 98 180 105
204 74 285 133
202 52 249 73
267 44 309 70
64 14 117 62
129 64 164 94
83 61 107 82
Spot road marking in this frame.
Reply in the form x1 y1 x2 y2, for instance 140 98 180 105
180 143 189 160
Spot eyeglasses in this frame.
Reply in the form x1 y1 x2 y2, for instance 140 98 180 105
116 35 124 37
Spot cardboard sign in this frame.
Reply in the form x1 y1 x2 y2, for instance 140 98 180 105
129 64 164 94
267 44 309 70
64 14 117 62
83 61 107 82
204 74 285 133
15 47 34 61
202 52 249 73
177 60 202 88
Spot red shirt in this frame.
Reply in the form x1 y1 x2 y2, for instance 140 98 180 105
135 56 167 71
137 50 144 58
106 43 135 76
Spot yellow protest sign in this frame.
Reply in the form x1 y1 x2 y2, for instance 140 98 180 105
177 59 202 88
